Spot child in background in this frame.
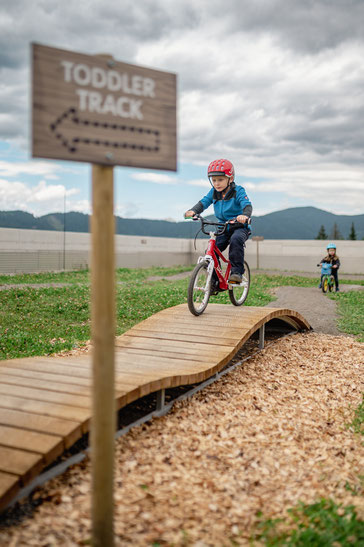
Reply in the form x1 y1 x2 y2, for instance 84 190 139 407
319 243 340 291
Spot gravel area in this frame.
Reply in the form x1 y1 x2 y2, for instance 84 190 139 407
1 333 363 546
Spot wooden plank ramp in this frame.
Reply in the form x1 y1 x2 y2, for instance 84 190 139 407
0 304 310 511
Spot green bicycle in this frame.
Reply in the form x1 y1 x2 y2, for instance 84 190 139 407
318 262 335 293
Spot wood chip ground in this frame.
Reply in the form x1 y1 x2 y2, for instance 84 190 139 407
1 332 363 546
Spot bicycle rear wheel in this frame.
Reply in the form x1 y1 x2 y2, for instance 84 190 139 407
229 261 250 306
322 277 328 293
187 261 212 316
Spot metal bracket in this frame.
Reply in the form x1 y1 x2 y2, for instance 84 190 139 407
259 324 265 349
156 389 166 411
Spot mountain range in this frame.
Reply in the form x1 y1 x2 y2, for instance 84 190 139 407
0 207 363 240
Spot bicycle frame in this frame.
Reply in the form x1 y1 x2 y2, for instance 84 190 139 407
322 273 335 288
197 230 231 290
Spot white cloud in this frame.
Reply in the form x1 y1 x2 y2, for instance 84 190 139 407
0 160 63 179
240 182 256 191
115 202 140 217
130 172 178 185
0 178 80 215
250 165 364 215
187 178 210 188
68 199 91 215
32 180 78 202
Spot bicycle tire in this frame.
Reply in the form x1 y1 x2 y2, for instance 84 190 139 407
187 261 212 316
229 261 250 306
329 276 335 292
322 277 328 293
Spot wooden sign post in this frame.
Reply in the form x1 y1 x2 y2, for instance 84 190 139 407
90 164 115 546
32 43 177 547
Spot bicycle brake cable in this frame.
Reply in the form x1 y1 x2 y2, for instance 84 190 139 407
194 228 202 250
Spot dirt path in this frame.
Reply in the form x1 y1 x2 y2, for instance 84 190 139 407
267 285 363 335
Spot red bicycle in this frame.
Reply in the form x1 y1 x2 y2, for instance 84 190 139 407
187 215 250 316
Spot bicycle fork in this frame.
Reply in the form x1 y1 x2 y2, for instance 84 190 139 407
197 255 214 291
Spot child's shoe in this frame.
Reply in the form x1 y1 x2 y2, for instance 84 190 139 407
318 283 322 289
228 273 242 284
210 280 220 295
336 287 340 292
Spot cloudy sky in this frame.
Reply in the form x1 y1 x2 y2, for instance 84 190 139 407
1 0 364 221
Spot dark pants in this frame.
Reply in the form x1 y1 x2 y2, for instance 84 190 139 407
214 226 250 276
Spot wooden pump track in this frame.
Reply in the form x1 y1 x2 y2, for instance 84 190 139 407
0 304 310 511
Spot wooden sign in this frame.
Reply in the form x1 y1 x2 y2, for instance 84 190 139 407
32 43 177 170
252 236 264 241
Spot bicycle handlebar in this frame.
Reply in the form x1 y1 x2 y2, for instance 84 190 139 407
188 214 250 236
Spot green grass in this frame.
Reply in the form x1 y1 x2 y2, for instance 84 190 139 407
330 290 364 342
0 269 91 285
252 499 364 546
0 285 91 359
0 265 193 286
0 268 363 360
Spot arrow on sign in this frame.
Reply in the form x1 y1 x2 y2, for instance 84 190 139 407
49 108 160 154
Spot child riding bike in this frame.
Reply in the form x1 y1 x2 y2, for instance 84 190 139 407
184 159 252 291
318 243 340 292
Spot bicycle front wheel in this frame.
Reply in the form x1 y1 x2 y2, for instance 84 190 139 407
229 261 250 306
187 261 212 316
322 277 328 293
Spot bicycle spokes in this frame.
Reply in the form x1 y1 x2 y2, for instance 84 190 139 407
187 261 212 315
193 266 210 302
228 262 250 306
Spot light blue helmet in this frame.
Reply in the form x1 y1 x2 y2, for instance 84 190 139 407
327 243 336 250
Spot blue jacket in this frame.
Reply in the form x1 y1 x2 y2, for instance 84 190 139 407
197 183 252 225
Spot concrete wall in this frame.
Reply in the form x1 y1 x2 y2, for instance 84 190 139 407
0 227 195 274
244 239 364 274
0 227 363 275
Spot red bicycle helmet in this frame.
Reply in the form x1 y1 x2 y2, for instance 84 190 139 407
207 159 235 179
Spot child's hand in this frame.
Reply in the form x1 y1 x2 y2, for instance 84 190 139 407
184 210 195 218
236 215 249 224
